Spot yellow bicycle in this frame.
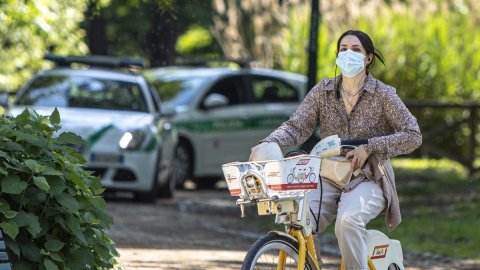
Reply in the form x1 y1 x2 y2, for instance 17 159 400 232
222 136 405 270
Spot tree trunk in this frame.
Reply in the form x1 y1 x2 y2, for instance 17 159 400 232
85 2 108 55
147 4 178 67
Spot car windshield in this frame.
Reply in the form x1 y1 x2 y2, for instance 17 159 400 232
16 75 148 112
151 76 206 106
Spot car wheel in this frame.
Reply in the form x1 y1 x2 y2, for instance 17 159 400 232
388 263 401 270
171 142 192 189
158 170 175 198
134 177 158 203
193 177 219 189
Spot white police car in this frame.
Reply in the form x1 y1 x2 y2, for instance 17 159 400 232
144 64 308 188
1 55 178 202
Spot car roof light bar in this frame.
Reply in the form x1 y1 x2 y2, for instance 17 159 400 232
44 54 145 69
175 57 253 69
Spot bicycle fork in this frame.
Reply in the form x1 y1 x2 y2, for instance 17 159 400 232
277 228 321 270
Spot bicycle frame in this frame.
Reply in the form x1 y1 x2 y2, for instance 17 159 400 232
237 183 378 270
282 226 376 270
223 137 404 270
240 196 322 270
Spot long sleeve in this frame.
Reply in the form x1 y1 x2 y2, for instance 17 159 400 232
364 86 422 159
262 84 321 148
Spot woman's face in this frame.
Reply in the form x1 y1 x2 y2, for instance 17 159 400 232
338 35 372 65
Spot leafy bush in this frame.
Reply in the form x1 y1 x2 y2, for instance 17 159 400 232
0 109 118 269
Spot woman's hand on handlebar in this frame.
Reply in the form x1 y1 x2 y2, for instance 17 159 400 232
345 145 369 170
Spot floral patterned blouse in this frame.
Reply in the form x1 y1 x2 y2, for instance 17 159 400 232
262 73 422 160
261 73 422 229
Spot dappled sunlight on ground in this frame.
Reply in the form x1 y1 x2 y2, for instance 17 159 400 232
116 247 343 270
116 248 246 270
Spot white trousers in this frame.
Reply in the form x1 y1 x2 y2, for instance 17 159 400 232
307 179 386 270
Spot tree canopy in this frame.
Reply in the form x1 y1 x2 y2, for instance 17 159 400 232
0 0 88 91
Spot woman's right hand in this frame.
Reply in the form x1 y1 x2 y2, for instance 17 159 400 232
345 144 370 170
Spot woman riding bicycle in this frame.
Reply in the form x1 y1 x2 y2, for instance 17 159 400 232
250 29 422 270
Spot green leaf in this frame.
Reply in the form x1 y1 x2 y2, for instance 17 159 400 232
16 108 33 123
14 211 41 237
65 215 87 244
67 171 85 190
5 236 20 257
49 108 61 126
12 130 44 145
0 198 11 212
0 166 7 175
56 132 84 145
21 241 41 262
89 196 107 211
0 150 11 161
4 210 17 219
1 175 28 194
70 151 87 163
24 159 44 174
55 193 80 213
43 166 63 176
33 176 50 192
46 176 66 196
45 239 64 252
49 252 63 262
1 141 25 152
0 221 19 238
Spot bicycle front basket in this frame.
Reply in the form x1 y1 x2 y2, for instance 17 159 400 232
222 155 320 199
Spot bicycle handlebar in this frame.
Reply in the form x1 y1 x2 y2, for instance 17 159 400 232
340 138 368 146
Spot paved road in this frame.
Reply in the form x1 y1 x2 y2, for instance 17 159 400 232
105 188 342 270
105 187 479 270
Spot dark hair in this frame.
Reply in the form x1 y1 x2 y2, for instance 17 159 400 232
336 29 386 69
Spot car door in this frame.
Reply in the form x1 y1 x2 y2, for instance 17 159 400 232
193 75 251 175
243 74 304 153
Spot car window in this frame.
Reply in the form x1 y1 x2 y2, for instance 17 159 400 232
203 76 245 107
150 76 206 106
16 75 148 112
251 77 299 103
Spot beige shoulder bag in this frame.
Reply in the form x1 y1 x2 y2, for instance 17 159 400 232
320 156 353 189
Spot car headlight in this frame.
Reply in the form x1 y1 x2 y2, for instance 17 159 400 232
119 130 146 150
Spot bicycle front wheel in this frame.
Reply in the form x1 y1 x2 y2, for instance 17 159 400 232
242 235 316 270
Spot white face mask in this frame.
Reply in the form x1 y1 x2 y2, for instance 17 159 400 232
336 49 366 77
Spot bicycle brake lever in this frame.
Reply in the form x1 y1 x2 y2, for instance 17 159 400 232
341 146 355 156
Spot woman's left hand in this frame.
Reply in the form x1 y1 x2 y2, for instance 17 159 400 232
346 145 370 170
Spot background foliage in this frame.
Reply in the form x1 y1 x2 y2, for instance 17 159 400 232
275 0 480 163
372 158 479 259
0 109 118 269
0 0 89 91
1 0 479 263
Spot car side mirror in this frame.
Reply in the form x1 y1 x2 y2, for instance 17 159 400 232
160 105 176 118
203 93 228 109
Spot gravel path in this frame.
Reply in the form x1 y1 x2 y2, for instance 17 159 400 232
105 188 479 270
